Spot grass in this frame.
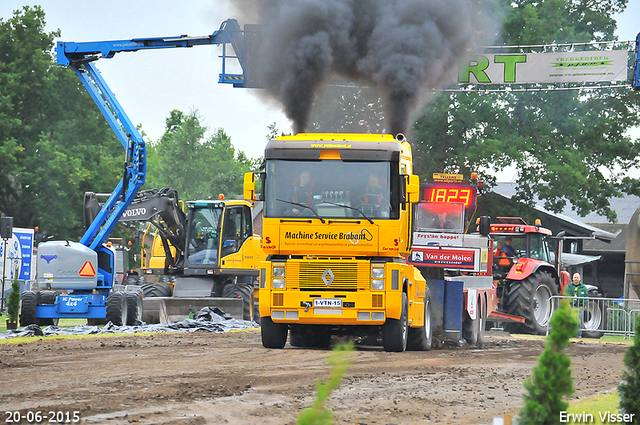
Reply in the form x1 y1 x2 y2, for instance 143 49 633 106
0 314 88 332
565 391 620 424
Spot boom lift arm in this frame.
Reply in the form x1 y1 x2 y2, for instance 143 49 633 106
56 19 248 252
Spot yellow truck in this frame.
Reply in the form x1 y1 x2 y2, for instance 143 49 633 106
244 133 430 352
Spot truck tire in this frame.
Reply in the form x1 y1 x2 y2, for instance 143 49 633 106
505 271 557 335
20 291 39 327
382 292 408 352
106 292 128 326
125 292 143 325
36 290 60 326
407 288 433 351
222 283 252 321
141 283 172 297
582 289 606 339
261 316 288 349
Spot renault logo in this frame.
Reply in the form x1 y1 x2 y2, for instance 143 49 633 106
322 269 335 286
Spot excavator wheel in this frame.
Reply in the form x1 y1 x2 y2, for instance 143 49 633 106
222 283 252 321
20 291 39 327
505 271 557 335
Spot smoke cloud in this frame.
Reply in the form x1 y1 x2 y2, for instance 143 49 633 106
232 0 500 134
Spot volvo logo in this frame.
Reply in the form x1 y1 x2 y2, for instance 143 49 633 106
322 269 335 286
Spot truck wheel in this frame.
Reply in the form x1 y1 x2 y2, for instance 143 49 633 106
382 292 408 352
20 291 39 327
37 290 60 326
125 292 143 325
141 283 172 297
582 289 606 339
261 316 288 349
106 292 128 326
223 283 252 321
505 271 557 335
407 288 432 351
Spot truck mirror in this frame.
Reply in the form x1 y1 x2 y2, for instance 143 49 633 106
243 172 256 201
479 216 491 236
407 175 420 204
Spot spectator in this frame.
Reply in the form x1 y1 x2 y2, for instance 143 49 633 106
563 272 589 337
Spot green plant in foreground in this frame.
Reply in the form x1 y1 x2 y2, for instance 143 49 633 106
297 342 355 425
519 299 579 425
618 318 640 423
7 277 21 324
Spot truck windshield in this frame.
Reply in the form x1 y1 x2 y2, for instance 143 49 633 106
264 160 397 219
187 206 223 265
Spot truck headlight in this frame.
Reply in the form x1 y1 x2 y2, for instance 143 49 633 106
272 265 285 288
272 278 285 289
372 267 384 290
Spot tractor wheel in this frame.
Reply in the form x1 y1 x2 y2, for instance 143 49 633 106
582 289 606 339
106 292 128 326
37 290 59 326
20 291 39 327
261 316 288 349
505 271 557 335
125 292 143 325
223 283 252 321
141 283 172 297
407 288 433 351
382 292 408 352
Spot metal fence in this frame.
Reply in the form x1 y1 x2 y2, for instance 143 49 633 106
548 295 640 338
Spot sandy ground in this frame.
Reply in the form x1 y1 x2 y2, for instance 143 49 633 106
0 330 628 425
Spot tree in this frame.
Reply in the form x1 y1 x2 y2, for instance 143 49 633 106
0 6 122 239
7 277 21 325
618 318 640 422
519 299 579 425
149 110 255 200
412 0 640 222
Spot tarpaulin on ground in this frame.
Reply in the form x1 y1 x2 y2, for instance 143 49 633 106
0 307 258 340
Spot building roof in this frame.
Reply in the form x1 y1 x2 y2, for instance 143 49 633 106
583 223 627 253
493 183 640 224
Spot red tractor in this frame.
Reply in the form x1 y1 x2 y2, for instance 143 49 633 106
490 217 568 335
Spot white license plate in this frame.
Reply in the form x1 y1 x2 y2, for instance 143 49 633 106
313 299 342 308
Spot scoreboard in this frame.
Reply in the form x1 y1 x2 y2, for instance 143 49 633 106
422 184 477 209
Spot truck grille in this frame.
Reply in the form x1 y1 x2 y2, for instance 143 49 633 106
286 260 369 291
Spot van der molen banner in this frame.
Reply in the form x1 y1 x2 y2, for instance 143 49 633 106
458 50 629 85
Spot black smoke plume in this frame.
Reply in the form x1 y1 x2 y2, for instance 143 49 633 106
232 0 500 134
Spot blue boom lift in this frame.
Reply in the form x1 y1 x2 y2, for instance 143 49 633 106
20 19 251 327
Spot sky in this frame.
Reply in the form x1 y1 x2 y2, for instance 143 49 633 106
1 0 639 165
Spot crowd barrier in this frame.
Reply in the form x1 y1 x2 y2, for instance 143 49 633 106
549 295 639 338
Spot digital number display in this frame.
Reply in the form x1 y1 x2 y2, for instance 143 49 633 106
422 185 476 208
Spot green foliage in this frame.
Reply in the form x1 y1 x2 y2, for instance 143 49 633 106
0 6 123 239
412 0 640 222
147 110 255 201
7 277 21 323
619 319 640 421
297 342 354 425
519 299 579 425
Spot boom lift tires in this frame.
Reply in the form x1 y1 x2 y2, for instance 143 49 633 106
407 288 433 351
505 271 557 335
106 292 128 326
382 292 409 352
125 292 143 325
261 316 288 349
37 291 60 326
19 291 38 327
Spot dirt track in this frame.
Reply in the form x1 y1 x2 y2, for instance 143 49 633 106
0 330 628 424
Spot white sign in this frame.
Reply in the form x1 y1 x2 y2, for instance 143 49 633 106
458 50 629 85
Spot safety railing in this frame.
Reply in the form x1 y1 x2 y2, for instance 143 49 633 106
548 295 640 338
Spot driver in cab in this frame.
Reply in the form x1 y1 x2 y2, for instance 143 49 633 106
291 170 313 215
